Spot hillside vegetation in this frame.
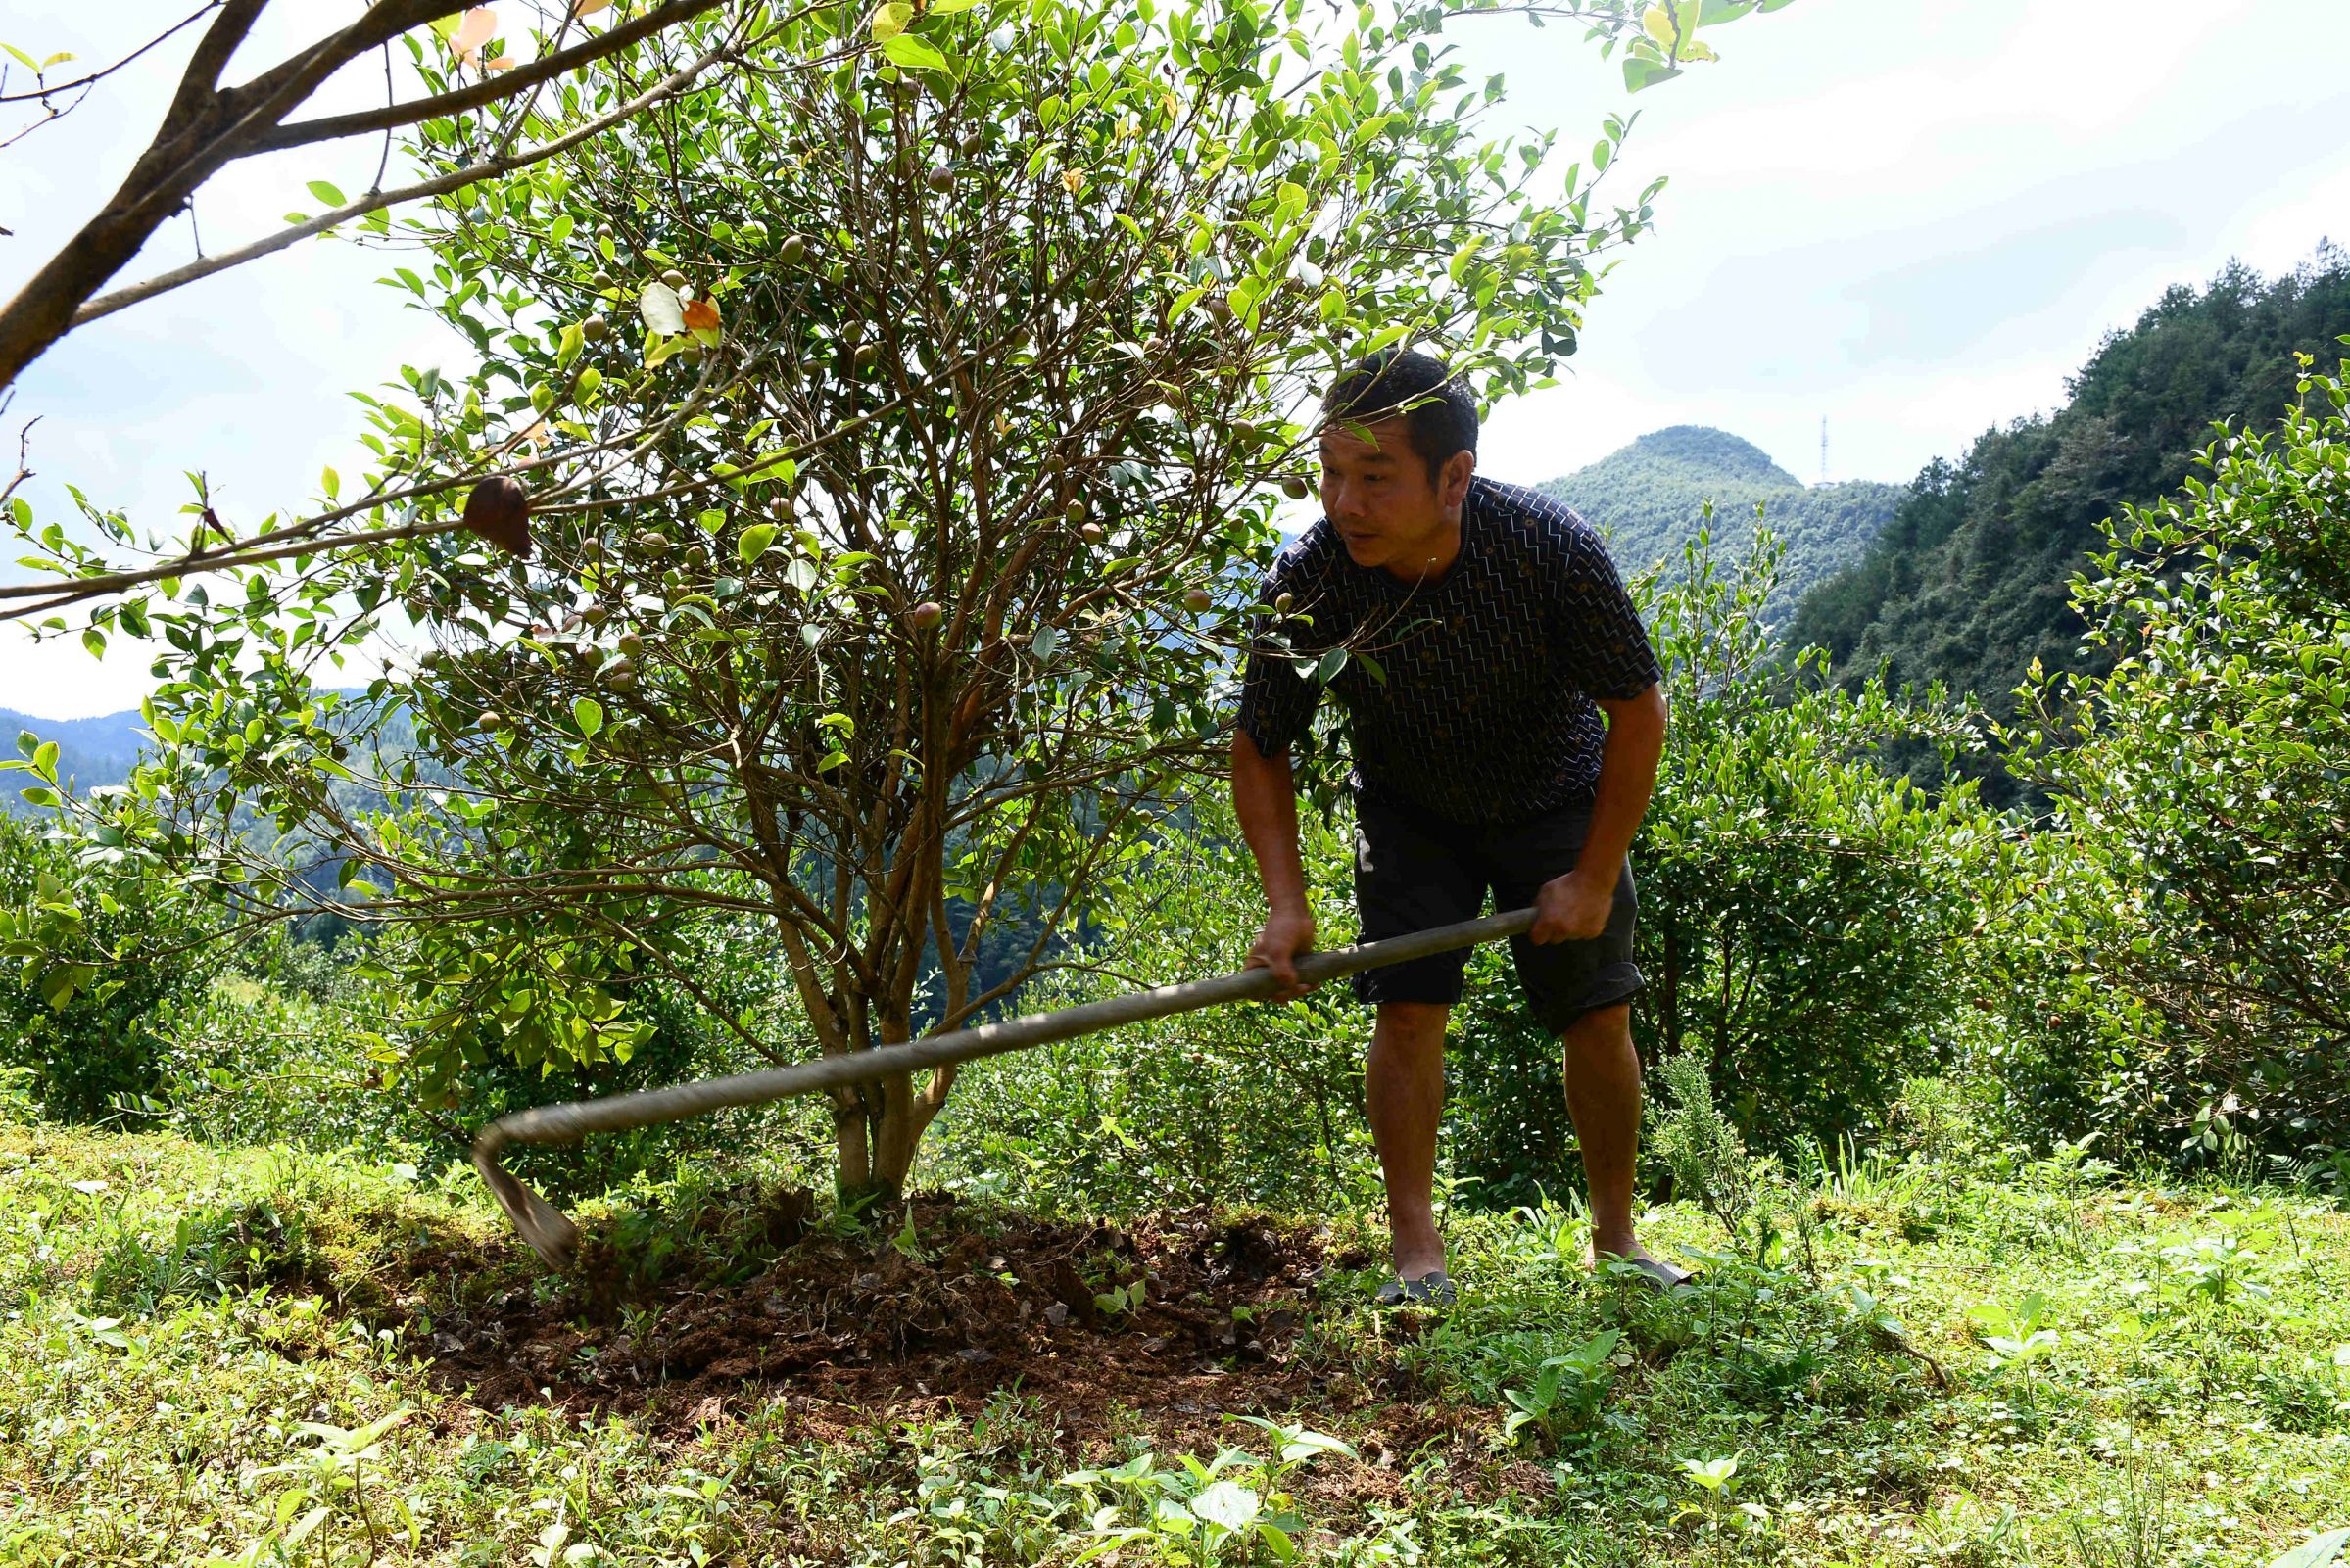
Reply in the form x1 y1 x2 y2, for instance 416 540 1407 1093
0 708 145 819
1540 426 1902 619
1788 250 2350 712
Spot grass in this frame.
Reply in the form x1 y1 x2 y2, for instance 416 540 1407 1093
0 1117 2344 1566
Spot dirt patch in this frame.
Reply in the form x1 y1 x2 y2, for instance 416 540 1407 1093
356 1192 1498 1476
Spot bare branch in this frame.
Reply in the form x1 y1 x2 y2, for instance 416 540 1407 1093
68 23 746 331
0 3 218 108
242 0 732 155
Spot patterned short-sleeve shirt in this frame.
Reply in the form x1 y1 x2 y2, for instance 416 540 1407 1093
1235 476 1661 825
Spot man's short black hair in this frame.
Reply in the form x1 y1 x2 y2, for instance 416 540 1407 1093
1321 349 1478 488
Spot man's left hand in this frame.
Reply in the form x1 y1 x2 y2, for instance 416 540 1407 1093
1530 868 1614 944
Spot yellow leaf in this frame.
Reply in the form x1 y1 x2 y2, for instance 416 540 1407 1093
485 53 516 71
869 1 914 41
1642 5 1677 47
1061 168 1084 196
572 0 613 14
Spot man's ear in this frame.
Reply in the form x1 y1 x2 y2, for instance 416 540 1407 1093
1439 448 1476 510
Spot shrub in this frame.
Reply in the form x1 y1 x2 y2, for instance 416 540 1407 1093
2001 355 2350 1169
935 791 1381 1217
0 812 217 1121
142 918 831 1200
1631 527 2000 1152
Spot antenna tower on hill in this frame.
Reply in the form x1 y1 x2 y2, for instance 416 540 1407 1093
1818 416 1829 485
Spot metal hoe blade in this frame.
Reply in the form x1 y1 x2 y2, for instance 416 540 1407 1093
471 906 1539 1266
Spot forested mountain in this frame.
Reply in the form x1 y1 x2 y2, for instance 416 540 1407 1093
1539 425 1903 619
1788 249 2350 711
1 706 147 817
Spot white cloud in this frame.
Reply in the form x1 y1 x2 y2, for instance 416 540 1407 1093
1449 0 2350 486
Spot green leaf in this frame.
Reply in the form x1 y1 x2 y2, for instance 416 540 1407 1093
737 522 778 564
32 741 57 783
41 963 96 1008
1315 647 1348 684
1623 56 1682 91
571 698 604 738
307 179 347 208
881 31 949 70
1032 625 1060 659
2271 1531 2350 1568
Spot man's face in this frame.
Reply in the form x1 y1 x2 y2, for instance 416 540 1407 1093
1319 416 1467 575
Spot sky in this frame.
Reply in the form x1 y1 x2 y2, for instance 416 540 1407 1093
3 0 2347 720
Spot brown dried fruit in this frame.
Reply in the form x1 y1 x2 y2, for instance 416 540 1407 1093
461 476 532 559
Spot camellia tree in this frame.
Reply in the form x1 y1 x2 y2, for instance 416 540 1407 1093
13 0 1787 1199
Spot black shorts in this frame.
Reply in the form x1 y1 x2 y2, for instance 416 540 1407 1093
1350 793 1642 1031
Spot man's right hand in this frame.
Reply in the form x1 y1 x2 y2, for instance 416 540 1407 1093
1245 908 1319 1001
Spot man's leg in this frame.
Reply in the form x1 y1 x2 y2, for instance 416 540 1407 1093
1560 1001 1647 1259
1365 1000 1452 1280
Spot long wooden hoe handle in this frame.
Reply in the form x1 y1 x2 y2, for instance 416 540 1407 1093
473 906 1539 1266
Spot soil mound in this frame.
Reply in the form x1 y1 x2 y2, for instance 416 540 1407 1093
369 1193 1477 1461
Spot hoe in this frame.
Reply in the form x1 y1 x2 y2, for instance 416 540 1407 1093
474 907 1537 1266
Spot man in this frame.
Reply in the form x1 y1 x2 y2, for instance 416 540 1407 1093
1230 348 1680 1304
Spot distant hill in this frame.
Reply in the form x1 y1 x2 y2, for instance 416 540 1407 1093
2 706 147 816
1787 250 2350 724
1539 426 1903 620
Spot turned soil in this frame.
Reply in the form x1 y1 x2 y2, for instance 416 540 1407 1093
331 1191 1524 1500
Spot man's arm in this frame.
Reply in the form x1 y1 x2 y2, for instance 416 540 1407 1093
1530 682 1668 944
1232 730 1319 998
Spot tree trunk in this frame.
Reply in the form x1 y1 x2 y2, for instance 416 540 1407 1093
833 1070 948 1206
833 1092 875 1205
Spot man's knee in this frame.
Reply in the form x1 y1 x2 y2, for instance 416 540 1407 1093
1371 1001 1450 1056
1559 1001 1634 1059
